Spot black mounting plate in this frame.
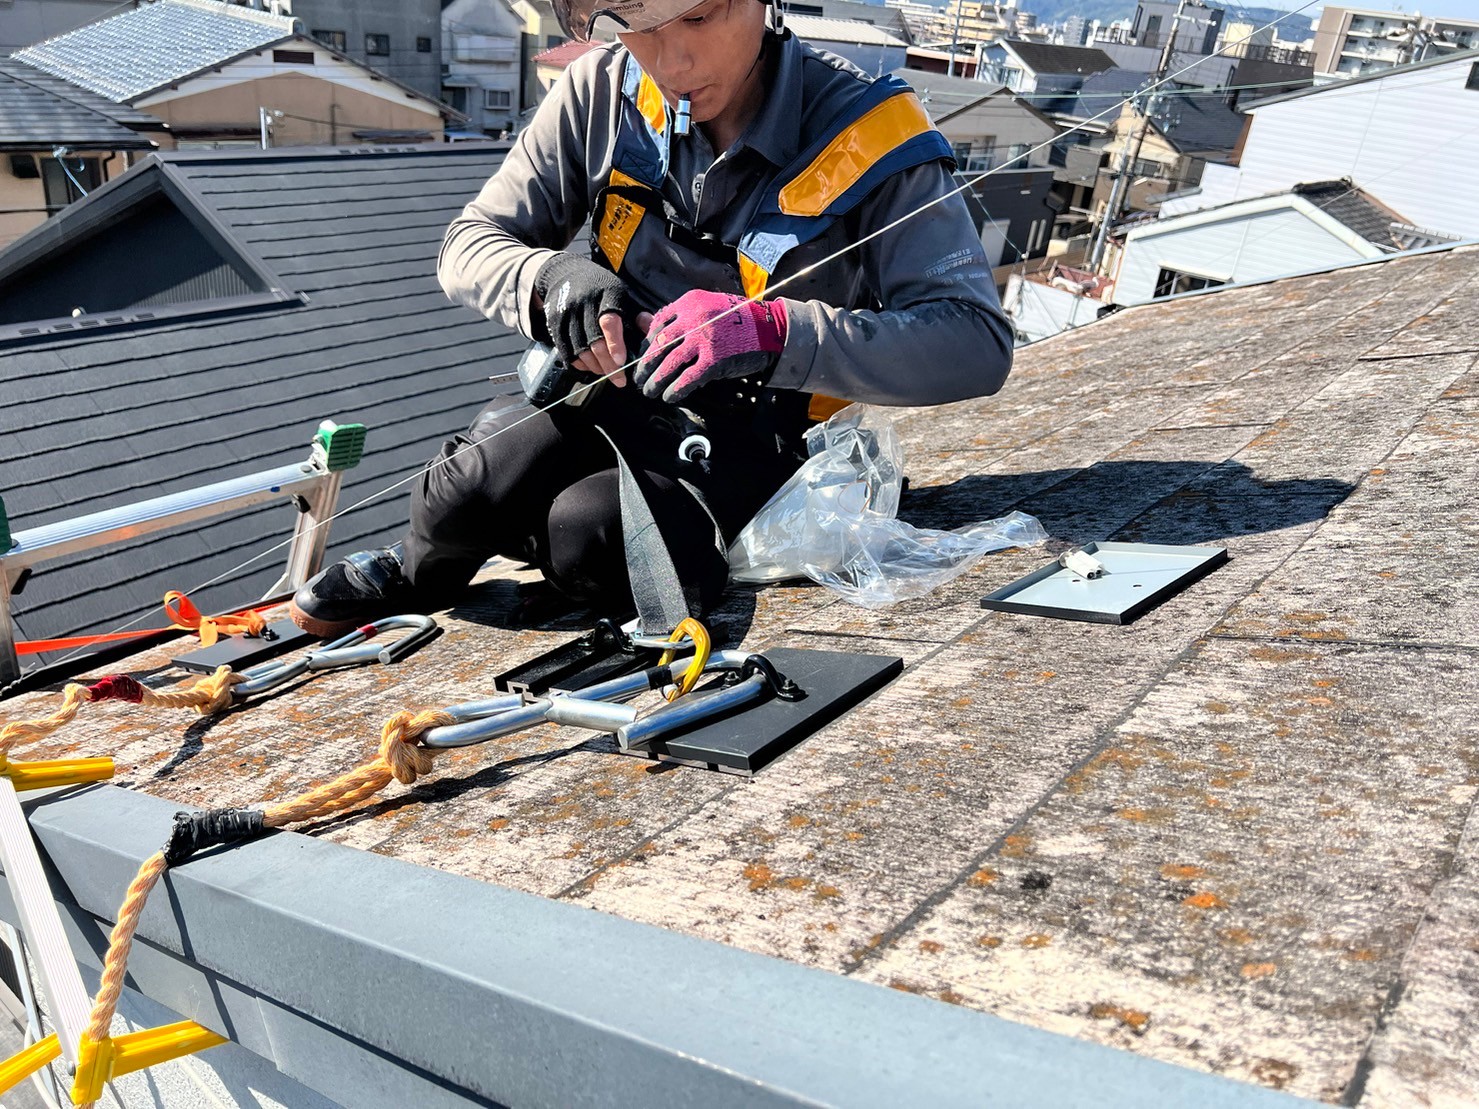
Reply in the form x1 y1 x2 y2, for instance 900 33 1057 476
171 618 316 674
620 647 903 776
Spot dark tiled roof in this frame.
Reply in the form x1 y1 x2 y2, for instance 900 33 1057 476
0 59 158 149
1056 66 1153 121
1156 89 1246 154
14 0 296 102
1293 180 1410 250
1003 39 1116 77
0 145 521 658
0 58 168 134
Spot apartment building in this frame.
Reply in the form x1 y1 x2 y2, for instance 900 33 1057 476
1312 5 1479 77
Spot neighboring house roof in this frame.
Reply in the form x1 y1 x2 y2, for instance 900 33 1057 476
14 0 298 103
0 58 168 136
12 0 462 121
1291 181 1413 251
1153 89 1246 154
0 145 518 654
1131 178 1423 253
1055 67 1153 121
892 67 1005 110
1000 39 1116 76
0 59 157 150
933 84 1060 132
532 40 601 68
1229 56 1315 97
787 14 908 47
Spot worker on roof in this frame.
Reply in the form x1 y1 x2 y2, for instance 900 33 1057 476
290 0 1013 636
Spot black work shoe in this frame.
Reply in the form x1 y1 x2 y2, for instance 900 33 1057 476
290 543 418 637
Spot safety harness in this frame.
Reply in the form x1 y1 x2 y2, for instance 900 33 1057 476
592 56 955 301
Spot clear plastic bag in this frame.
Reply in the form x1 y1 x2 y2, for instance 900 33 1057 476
727 405 1048 608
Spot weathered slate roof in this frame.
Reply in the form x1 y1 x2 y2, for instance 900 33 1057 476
13 0 296 103
1002 39 1117 77
10 242 1477 1103
1057 66 1154 122
0 144 521 661
1157 89 1247 155
0 59 164 148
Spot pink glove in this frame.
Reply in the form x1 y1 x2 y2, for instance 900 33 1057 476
635 291 787 403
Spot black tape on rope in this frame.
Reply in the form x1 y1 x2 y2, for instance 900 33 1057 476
163 807 266 866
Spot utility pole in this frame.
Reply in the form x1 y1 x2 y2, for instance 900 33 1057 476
1088 0 1194 270
947 0 965 77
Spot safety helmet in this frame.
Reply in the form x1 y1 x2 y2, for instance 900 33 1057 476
554 0 782 42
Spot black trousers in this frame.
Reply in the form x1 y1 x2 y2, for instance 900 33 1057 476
401 383 806 615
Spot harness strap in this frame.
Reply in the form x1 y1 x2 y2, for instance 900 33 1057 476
593 425 717 636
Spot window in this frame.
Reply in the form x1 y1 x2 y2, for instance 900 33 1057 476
40 156 102 214
417 36 432 53
272 49 315 65
7 154 39 180
484 88 512 111
1468 62 1479 91
313 28 346 50
366 33 390 56
1153 267 1224 298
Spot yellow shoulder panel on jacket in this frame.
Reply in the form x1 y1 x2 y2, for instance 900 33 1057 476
778 92 933 218
636 73 668 135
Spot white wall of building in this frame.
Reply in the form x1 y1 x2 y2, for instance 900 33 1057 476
1114 198 1381 303
441 0 523 134
1003 275 1105 342
1160 54 1479 239
934 91 1059 169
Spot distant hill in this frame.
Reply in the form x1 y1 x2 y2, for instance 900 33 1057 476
1019 0 1134 26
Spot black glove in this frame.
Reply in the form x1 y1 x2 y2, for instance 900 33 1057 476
532 252 635 368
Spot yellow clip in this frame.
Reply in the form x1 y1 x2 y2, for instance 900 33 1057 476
657 618 712 702
0 754 114 793
71 1022 227 1103
0 1032 61 1096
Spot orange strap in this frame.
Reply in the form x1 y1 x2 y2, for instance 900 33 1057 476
161 592 267 648
17 594 276 656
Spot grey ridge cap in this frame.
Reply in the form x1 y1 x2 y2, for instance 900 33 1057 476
1 784 1305 1109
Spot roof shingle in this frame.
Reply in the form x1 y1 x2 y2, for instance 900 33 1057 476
0 145 520 656
0 59 158 148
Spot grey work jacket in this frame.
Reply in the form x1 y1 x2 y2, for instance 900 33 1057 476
437 33 1013 407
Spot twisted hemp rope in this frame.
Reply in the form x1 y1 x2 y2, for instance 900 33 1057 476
0 665 244 756
80 707 457 1052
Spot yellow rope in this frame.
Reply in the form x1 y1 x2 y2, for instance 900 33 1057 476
80 707 456 1066
0 666 243 758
